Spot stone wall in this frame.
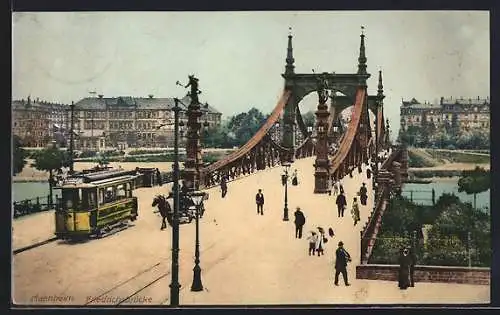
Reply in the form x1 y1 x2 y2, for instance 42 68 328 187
356 264 490 285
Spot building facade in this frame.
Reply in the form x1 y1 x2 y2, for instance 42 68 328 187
12 95 222 150
400 96 490 132
71 95 222 150
12 97 69 147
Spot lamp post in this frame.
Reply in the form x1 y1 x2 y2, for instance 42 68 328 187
158 90 210 306
282 161 291 221
169 98 182 307
187 190 206 291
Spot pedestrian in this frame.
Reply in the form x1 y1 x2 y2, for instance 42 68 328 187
351 197 360 226
292 169 298 186
156 168 163 187
221 176 228 198
359 183 368 206
316 227 326 256
358 164 362 174
366 167 372 179
335 191 347 218
398 247 412 290
307 231 318 256
294 207 306 238
334 241 351 286
255 189 264 215
333 181 339 196
339 182 345 194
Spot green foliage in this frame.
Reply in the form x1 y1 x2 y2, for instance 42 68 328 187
79 150 98 158
31 146 71 173
407 150 437 168
424 149 490 164
370 192 491 267
457 166 490 209
13 135 27 176
399 124 489 149
227 107 266 146
302 110 316 128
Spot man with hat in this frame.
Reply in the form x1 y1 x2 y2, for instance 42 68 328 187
294 207 306 239
334 241 351 286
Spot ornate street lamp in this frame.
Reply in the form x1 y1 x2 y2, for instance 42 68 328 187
282 161 291 221
187 190 207 292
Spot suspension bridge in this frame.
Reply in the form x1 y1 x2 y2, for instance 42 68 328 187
12 29 489 305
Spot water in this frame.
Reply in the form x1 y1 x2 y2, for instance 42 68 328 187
12 182 61 203
402 178 490 212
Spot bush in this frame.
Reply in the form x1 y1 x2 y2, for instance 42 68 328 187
79 151 98 158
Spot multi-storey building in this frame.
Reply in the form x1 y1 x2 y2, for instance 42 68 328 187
12 97 69 147
72 94 222 150
12 94 222 150
400 96 490 132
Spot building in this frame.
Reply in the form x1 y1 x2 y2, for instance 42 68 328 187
400 96 490 133
12 97 69 147
71 94 222 150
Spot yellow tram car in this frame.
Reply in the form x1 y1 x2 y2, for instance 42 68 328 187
54 170 139 239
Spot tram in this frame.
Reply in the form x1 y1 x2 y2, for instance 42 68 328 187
54 169 139 239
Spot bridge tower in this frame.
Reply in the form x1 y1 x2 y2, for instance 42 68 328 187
281 28 297 163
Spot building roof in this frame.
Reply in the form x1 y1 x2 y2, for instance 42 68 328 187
73 95 221 114
12 99 69 111
401 98 440 109
441 96 490 106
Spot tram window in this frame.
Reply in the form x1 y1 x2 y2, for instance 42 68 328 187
83 189 97 209
105 187 114 203
98 188 105 205
116 184 126 199
62 189 80 210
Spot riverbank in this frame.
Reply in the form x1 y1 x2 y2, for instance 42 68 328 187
12 161 175 183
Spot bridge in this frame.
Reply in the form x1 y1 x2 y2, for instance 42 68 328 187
12 30 489 305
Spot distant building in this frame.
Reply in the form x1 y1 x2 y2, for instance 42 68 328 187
400 96 490 132
71 94 222 150
12 97 69 147
12 94 222 150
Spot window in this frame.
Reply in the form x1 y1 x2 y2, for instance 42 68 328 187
116 184 126 199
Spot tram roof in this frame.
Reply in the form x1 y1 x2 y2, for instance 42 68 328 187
57 174 138 189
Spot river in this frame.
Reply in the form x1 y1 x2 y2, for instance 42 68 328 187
401 178 490 212
12 182 60 203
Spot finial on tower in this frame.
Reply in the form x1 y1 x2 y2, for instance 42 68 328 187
377 69 385 101
285 27 295 76
357 27 367 75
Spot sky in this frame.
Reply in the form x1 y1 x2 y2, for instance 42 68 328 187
12 11 490 139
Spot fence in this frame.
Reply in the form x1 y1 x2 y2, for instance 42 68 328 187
368 232 490 268
400 189 435 205
13 195 54 218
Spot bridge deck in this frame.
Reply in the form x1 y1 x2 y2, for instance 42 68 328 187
12 157 489 305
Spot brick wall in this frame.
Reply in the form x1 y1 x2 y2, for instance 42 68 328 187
356 264 490 285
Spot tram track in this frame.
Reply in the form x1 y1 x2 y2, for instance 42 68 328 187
85 213 274 306
13 237 58 255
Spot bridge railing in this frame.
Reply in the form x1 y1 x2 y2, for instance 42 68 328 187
13 195 54 218
360 146 404 264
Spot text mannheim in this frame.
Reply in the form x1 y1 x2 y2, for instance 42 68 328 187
12 95 222 150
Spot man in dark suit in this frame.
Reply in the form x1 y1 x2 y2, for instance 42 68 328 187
335 191 347 217
334 241 351 286
255 189 264 215
294 207 306 238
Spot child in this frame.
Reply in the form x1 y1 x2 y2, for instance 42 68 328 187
307 231 318 256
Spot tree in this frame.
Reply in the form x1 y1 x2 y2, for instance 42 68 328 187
227 107 267 146
13 135 27 176
302 110 316 128
457 166 490 209
31 145 71 206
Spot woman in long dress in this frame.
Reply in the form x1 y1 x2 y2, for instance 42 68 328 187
398 247 411 290
351 197 360 226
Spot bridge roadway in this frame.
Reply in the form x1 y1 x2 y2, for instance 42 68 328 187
12 157 489 305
